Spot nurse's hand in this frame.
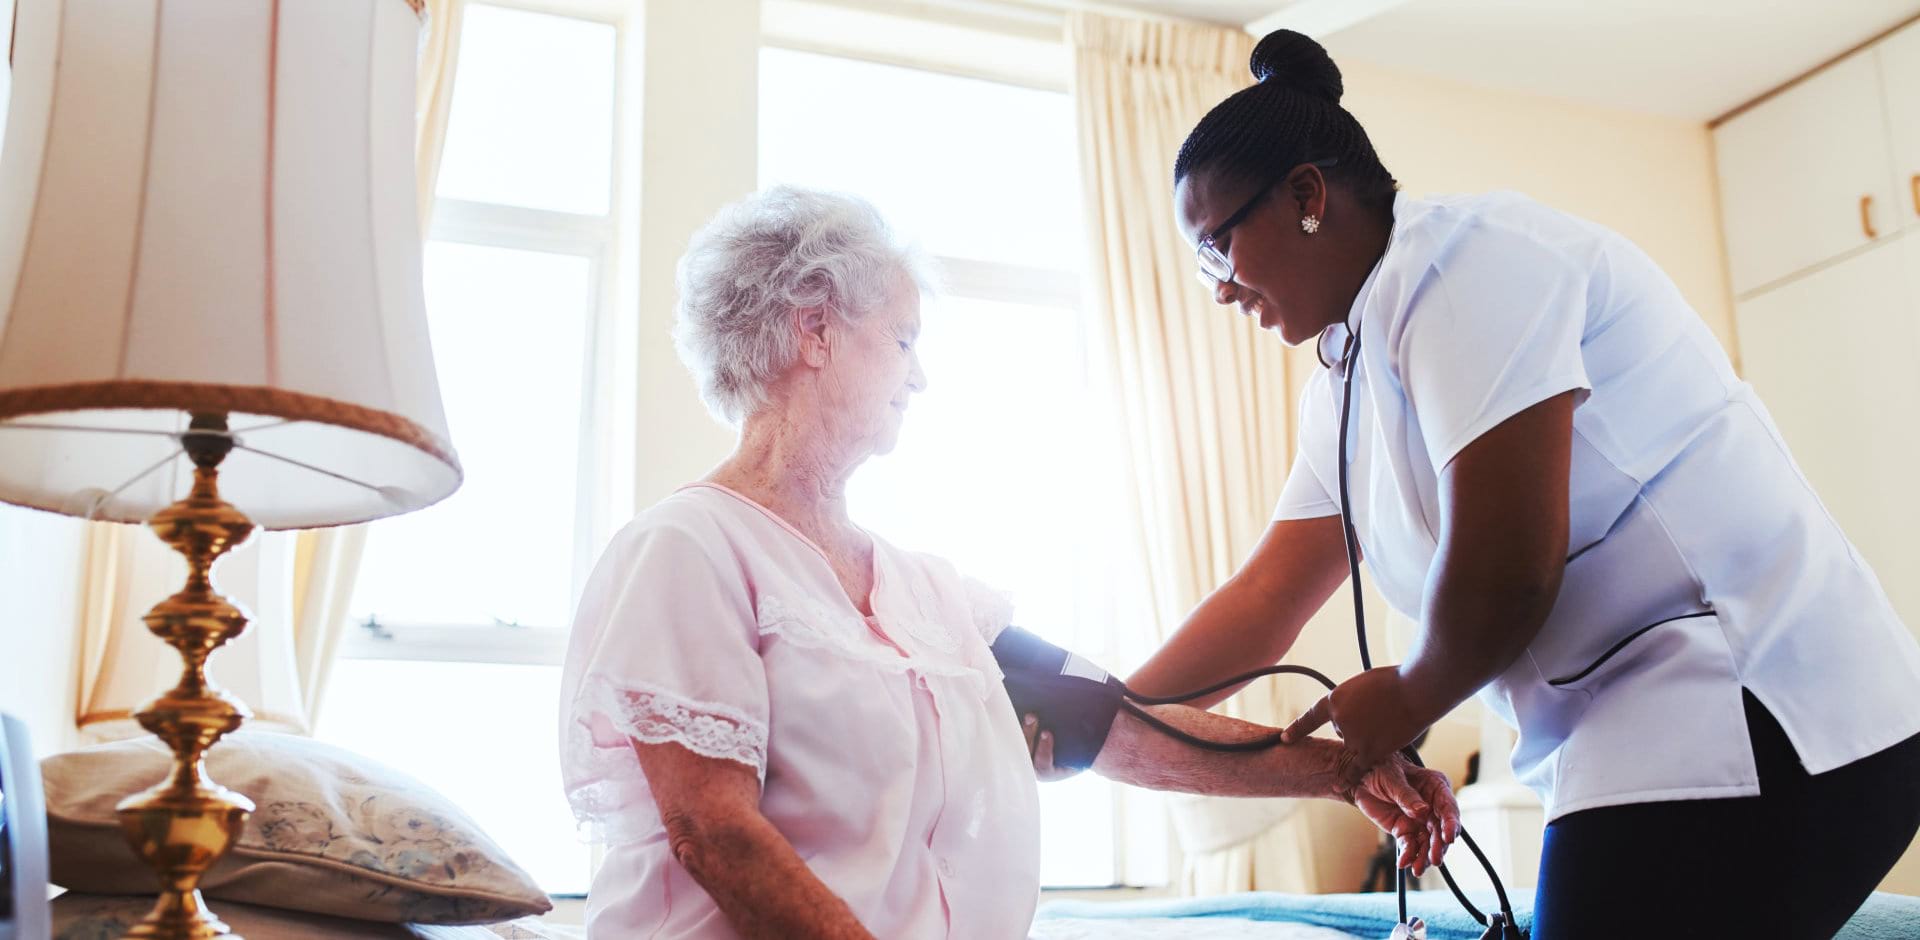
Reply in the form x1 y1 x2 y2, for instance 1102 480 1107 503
1022 714 1082 782
1352 758 1459 876
1280 666 1431 786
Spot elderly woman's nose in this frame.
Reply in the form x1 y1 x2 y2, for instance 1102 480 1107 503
907 354 928 393
1212 278 1239 307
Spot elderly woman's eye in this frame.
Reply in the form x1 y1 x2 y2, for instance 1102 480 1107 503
897 340 913 352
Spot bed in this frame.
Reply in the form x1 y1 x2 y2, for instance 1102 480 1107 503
1034 888 1920 939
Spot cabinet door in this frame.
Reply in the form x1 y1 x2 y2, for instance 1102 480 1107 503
1735 235 1920 628
1716 54 1897 295
1879 19 1920 231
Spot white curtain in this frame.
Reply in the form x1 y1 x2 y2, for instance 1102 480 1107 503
75 529 310 740
1069 10 1393 894
73 0 466 742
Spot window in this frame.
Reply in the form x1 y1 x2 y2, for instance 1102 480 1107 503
315 1 624 897
759 47 1155 888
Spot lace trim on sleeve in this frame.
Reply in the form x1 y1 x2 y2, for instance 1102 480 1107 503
577 674 769 775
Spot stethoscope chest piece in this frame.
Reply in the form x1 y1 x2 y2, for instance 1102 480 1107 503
1388 917 1426 940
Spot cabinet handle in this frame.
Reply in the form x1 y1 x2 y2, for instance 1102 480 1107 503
1861 195 1877 239
1911 173 1919 217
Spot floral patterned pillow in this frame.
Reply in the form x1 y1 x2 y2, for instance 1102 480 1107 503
51 893 521 939
43 733 552 925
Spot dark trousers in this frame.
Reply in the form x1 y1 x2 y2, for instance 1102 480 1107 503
1531 690 1920 939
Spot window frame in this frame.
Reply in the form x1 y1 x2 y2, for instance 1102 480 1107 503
320 0 635 898
339 0 631 668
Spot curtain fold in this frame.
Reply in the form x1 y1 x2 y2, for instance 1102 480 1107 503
416 0 465 226
75 525 309 741
1069 10 1329 895
72 1 465 742
278 0 465 729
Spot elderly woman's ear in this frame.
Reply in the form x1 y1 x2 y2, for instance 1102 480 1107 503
794 306 832 367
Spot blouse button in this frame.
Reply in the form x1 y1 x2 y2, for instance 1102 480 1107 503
937 858 955 878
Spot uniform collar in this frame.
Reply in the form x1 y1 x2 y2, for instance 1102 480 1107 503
1317 191 1413 372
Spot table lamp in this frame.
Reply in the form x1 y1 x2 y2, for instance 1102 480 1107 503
0 1 460 937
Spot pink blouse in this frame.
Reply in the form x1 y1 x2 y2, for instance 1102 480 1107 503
559 483 1042 939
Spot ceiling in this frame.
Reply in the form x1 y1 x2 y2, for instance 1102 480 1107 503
1095 0 1277 25
1099 0 1920 120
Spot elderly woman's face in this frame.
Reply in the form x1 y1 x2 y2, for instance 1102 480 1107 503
820 277 925 457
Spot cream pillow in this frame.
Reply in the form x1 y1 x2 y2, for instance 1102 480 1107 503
44 732 552 925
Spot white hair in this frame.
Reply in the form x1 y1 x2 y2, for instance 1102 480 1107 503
673 186 935 425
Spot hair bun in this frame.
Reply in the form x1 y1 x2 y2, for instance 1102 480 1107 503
1249 29 1343 105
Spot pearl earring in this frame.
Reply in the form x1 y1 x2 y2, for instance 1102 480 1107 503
1301 215 1321 234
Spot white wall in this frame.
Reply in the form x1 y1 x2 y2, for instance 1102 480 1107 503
1342 62 1736 359
0 504 84 756
629 0 761 510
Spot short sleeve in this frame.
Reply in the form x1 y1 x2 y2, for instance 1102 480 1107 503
1394 235 1592 471
963 576 1015 644
1274 374 1340 521
572 520 770 777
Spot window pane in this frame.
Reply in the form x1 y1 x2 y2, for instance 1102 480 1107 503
848 294 1128 886
351 242 591 630
315 660 586 894
1037 774 1115 887
436 4 615 215
758 48 1083 271
848 295 1126 655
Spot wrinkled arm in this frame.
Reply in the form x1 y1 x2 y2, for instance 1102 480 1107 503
1091 704 1342 798
1082 705 1458 872
632 740 874 940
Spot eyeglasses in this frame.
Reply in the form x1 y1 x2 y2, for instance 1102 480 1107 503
1194 158 1338 289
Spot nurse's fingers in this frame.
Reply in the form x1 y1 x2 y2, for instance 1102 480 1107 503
1281 695 1333 744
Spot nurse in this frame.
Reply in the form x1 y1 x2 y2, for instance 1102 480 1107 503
1131 28 1920 937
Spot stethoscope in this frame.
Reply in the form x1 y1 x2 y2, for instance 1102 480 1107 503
1103 312 1525 938
1109 220 1526 934
1327 313 1524 938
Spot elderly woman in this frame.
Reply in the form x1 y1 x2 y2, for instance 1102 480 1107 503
558 186 1457 939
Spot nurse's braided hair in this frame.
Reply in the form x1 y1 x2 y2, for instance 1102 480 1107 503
1174 30 1397 207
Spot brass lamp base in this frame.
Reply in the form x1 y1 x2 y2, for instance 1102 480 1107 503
114 413 257 940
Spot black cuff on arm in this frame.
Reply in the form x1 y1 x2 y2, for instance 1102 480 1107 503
990 626 1126 771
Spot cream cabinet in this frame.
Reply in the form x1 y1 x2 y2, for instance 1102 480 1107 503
1712 19 1920 895
1716 16 1920 638
1714 54 1900 295
1734 235 1920 627
1880 19 1920 231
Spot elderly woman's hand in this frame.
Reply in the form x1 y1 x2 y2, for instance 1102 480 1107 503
1021 714 1083 782
1350 756 1459 876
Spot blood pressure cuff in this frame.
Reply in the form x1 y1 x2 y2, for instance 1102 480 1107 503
990 626 1125 771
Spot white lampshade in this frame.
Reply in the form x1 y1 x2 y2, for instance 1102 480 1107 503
0 0 459 530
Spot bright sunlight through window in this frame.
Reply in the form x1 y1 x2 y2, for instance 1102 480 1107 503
761 47 1148 888
317 2 619 896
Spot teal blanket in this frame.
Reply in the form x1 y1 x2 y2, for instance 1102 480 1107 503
1038 889 1920 939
